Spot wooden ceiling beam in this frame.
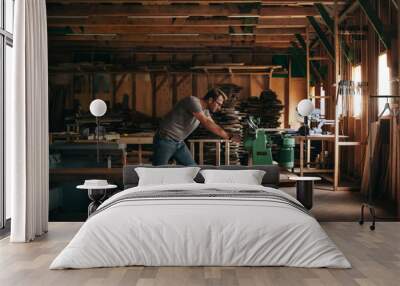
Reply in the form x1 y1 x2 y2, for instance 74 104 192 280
49 34 254 41
47 4 260 17
48 40 291 48
55 26 230 34
48 45 291 54
257 17 309 27
259 6 318 17
47 3 319 17
49 26 309 35
46 1 347 4
254 27 306 34
47 17 257 27
47 16 313 27
49 33 298 42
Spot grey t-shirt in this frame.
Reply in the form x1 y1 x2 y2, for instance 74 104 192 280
158 96 210 141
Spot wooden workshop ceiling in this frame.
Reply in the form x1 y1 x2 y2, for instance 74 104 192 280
46 0 348 53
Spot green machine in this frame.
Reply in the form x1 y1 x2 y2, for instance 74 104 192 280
278 135 296 168
244 129 273 165
244 118 295 168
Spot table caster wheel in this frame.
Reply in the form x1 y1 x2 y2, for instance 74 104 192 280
370 225 375 231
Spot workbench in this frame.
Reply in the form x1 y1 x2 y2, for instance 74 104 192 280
118 132 154 165
294 135 361 189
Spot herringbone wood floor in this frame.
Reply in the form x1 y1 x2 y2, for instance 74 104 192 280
0 222 399 286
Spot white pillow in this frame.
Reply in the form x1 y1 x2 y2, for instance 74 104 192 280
200 169 266 185
135 167 200 186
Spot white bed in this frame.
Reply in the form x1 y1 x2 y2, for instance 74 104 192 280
50 183 351 269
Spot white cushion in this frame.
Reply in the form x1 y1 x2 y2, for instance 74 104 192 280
200 169 266 185
135 167 201 186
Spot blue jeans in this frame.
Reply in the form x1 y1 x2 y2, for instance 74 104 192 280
152 134 196 166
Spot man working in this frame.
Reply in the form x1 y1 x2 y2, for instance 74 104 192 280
153 88 239 166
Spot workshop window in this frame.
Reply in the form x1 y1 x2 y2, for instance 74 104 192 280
378 53 391 116
320 86 326 118
352 65 362 118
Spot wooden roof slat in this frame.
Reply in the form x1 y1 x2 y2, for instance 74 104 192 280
49 33 300 42
47 17 258 27
254 27 306 34
49 34 254 41
49 26 309 35
46 1 346 4
47 3 319 17
48 40 291 48
48 16 313 27
62 26 230 34
47 3 260 17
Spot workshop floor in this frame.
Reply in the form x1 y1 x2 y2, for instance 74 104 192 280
280 185 397 222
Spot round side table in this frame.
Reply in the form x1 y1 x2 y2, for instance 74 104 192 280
77 184 117 216
289 176 321 210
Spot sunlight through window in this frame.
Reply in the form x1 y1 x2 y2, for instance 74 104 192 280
378 53 391 116
352 65 362 117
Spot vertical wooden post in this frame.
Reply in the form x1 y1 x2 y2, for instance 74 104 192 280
225 140 230 165
284 57 290 128
111 74 117 109
138 144 143 165
264 74 269 90
131 73 136 111
216 141 221 166
123 150 127 166
334 0 341 191
199 142 204 165
300 139 304 176
287 58 292 128
151 73 157 118
306 25 311 99
398 0 400 100
190 142 195 161
306 26 311 165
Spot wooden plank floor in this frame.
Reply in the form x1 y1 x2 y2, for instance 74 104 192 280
0 222 399 286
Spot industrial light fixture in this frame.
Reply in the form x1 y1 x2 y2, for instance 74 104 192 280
89 99 107 163
297 99 315 134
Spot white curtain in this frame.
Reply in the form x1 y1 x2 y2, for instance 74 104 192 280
8 0 49 242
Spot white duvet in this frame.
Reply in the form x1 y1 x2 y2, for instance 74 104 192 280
50 183 351 269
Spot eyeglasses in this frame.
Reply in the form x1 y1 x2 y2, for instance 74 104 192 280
215 100 224 107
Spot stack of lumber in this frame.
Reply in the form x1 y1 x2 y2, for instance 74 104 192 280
361 116 400 214
239 89 284 128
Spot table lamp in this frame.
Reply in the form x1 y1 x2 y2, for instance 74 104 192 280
89 99 107 163
297 99 315 133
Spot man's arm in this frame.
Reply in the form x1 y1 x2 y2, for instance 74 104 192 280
193 111 230 139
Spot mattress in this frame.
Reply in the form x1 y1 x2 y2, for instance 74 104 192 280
50 183 351 269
